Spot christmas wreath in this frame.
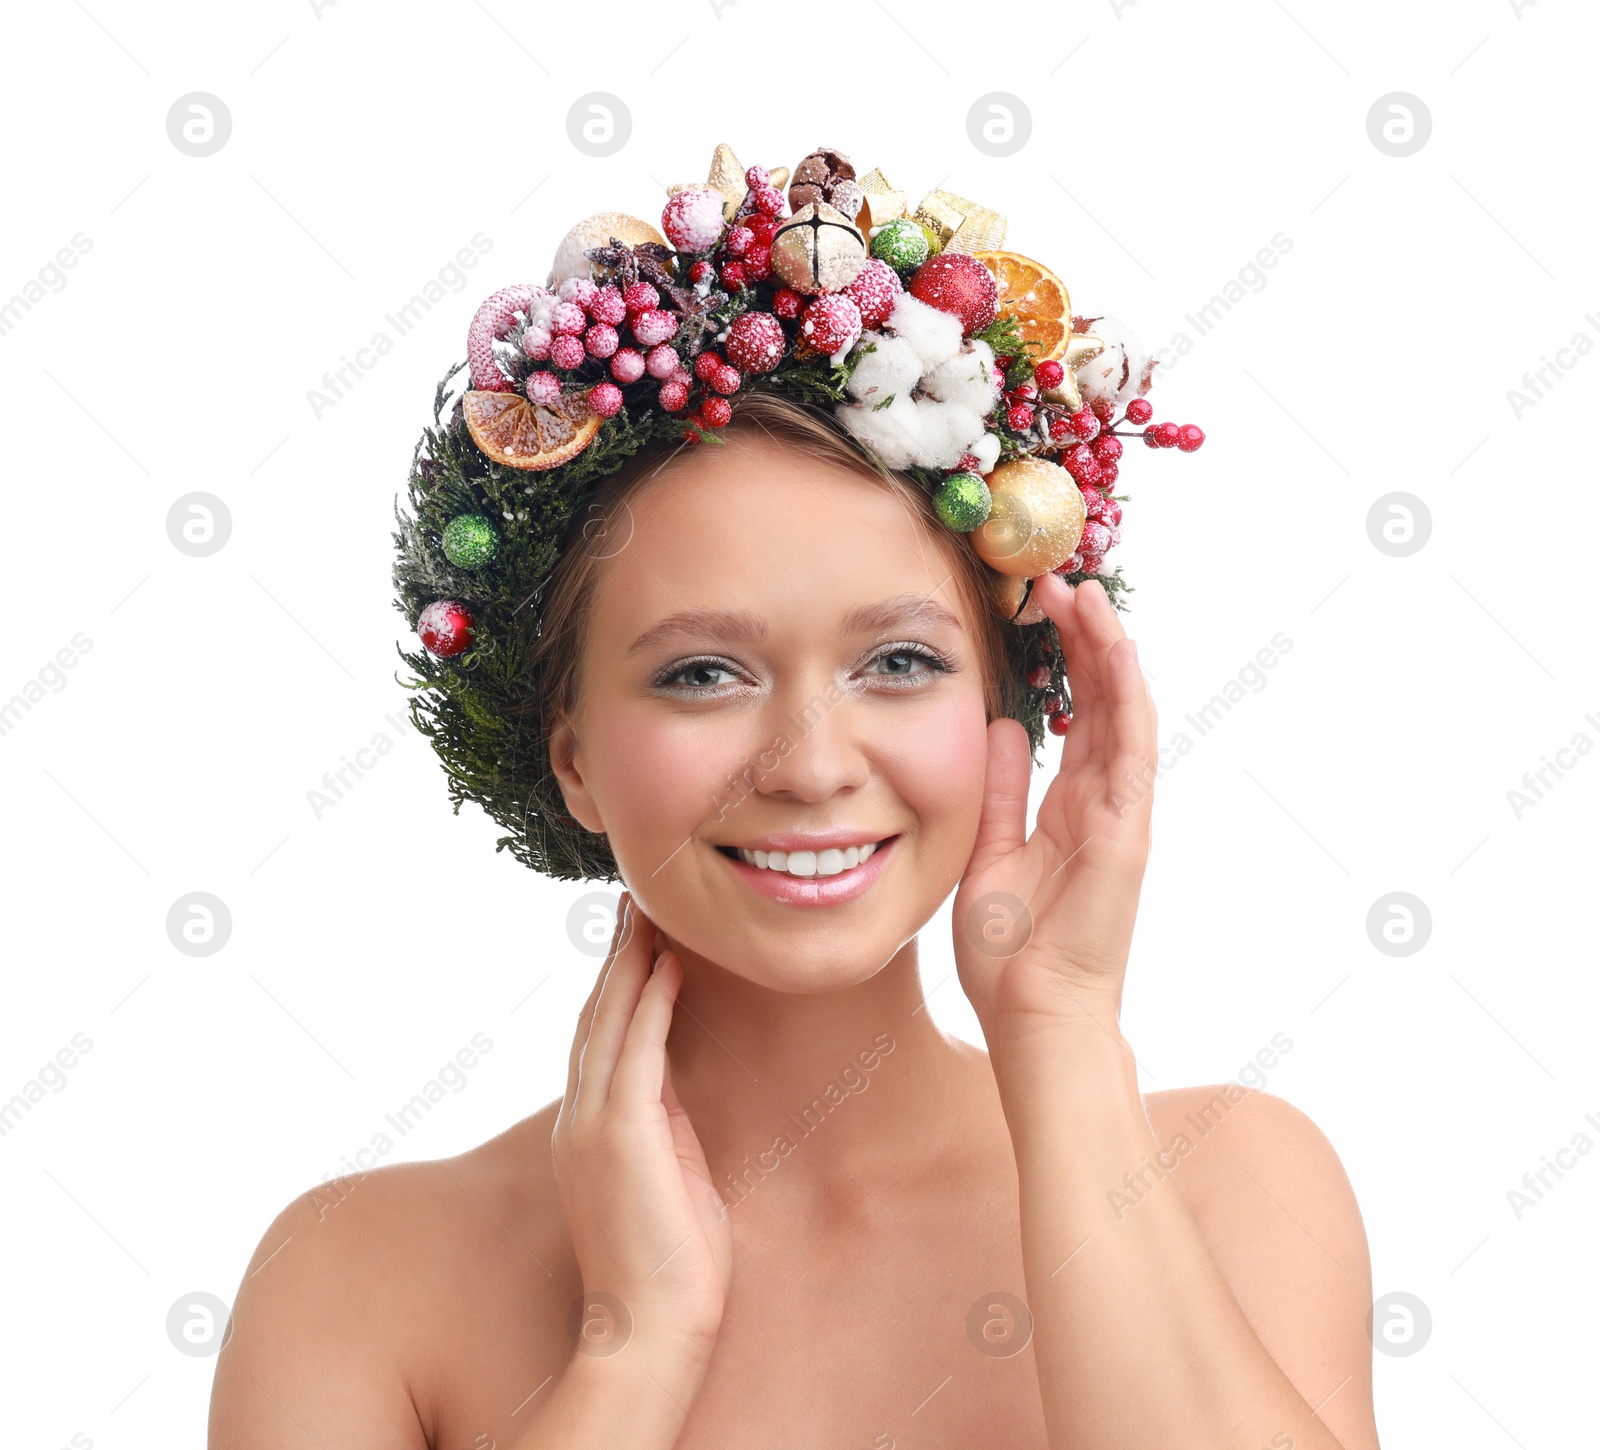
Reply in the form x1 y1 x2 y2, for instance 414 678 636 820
391 143 1203 881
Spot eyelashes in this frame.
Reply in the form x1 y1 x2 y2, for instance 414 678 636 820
651 642 958 695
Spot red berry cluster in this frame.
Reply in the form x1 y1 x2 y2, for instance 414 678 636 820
1023 646 1072 735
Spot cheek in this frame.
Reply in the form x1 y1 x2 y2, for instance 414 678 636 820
885 690 991 839
584 703 720 850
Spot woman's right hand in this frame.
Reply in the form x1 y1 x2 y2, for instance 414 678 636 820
550 890 733 1360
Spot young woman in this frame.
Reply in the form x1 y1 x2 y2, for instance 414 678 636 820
209 394 1379 1449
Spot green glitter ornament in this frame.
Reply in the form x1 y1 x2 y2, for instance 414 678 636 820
934 472 991 533
441 513 499 569
871 218 931 273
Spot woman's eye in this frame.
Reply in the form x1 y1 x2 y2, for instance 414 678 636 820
655 645 952 694
660 659 739 690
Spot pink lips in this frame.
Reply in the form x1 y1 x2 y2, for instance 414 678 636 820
719 836 897 907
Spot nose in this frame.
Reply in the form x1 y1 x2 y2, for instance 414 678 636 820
748 681 872 804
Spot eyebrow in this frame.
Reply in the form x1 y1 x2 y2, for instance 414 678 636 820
625 592 966 655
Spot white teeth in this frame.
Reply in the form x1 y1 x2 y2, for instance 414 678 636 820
737 840 880 876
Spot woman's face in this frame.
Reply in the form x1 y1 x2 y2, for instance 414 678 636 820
551 430 994 993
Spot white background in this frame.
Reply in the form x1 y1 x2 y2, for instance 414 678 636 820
2 0 1594 1445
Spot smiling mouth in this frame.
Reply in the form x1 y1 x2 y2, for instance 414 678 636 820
715 837 898 879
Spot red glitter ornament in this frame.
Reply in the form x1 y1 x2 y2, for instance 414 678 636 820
589 286 626 326
800 294 862 354
725 311 786 374
622 282 659 314
549 334 585 370
587 382 623 418
417 600 474 659
844 257 903 327
609 348 646 383
907 253 999 336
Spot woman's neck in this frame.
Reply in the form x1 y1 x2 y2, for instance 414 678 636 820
660 936 995 1216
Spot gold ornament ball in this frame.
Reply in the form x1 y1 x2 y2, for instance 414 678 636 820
970 458 1086 577
770 201 868 295
548 213 667 286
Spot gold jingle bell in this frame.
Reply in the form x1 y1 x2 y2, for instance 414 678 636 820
986 570 1051 626
970 458 1086 578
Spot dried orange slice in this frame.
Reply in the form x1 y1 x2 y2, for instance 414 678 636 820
461 389 600 471
971 250 1071 362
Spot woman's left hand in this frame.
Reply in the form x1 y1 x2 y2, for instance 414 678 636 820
953 571 1158 1040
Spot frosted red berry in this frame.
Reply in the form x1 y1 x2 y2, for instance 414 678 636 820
1006 403 1035 431
772 287 803 320
720 261 749 291
725 311 786 374
1027 663 1051 689
587 382 623 418
1069 409 1101 441
549 334 585 369
695 351 725 382
1093 434 1123 464
711 365 742 395
1177 424 1206 452
701 395 733 427
1033 359 1065 389
584 323 619 359
1048 415 1073 443
658 379 689 412
623 282 659 314
645 344 679 379
1125 398 1154 425
609 347 645 383
753 186 786 216
589 286 626 326
1048 712 1071 736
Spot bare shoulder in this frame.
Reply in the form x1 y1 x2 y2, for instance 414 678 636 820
209 1099 577 1449
1143 1084 1379 1448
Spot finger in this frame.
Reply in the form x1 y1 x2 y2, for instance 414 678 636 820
575 896 657 1114
565 891 632 1104
1036 573 1108 763
968 715 1032 876
1105 637 1156 823
1074 579 1132 762
609 949 682 1111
